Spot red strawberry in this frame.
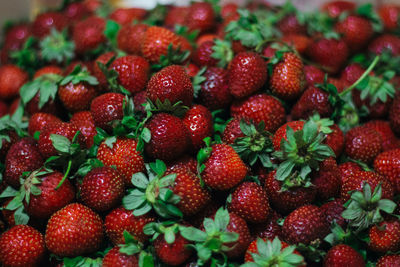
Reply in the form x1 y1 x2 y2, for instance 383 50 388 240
228 52 268 99
344 125 382 163
58 76 97 113
168 155 198 174
282 205 329 245
368 34 400 56
222 118 245 144
390 92 400 135
335 15 373 51
0 131 18 162
145 113 190 162
377 255 400 267
291 86 332 120
324 244 365 267
72 16 106 53
80 166 125 212
364 120 399 151
325 124 345 157
321 198 346 228
272 121 305 151
374 148 400 193
102 247 138 267
182 104 213 152
221 3 238 19
338 161 362 183
154 233 192 266
92 52 116 88
105 206 155 244
312 157 342 200
378 4 400 31
0 64 28 100
164 6 189 28
110 55 150 94
281 34 311 55
109 8 146 25
28 112 61 136
230 94 286 133
322 1 356 18
185 2 216 33
70 111 97 148
277 14 307 35
0 225 45 267
198 66 233 110
225 212 252 259
369 220 400 253
250 211 282 240
270 52 306 100
32 12 68 38
4 138 44 188
63 2 90 22
146 65 193 106
132 90 147 114
201 143 247 191
117 24 148 55
192 40 218 67
90 92 125 129
228 181 270 224
141 26 181 63
45 203 103 257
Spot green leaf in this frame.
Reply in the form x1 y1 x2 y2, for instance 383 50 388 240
141 127 151 143
14 206 29 225
50 134 71 153
138 251 154 267
133 203 152 216
179 226 207 242
220 232 239 243
104 19 121 46
214 208 230 230
0 186 18 198
131 173 149 189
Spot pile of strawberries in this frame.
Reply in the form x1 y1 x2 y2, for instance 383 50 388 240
0 0 399 266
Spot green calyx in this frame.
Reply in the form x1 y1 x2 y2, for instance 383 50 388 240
0 106 28 149
242 237 305 267
119 230 143 256
342 182 397 233
273 119 335 189
231 119 274 168
355 3 383 32
97 57 132 95
193 67 207 99
123 159 182 219
299 11 339 39
179 208 239 266
146 98 188 118
40 28 75 64
152 44 190 71
309 113 334 135
355 70 396 105
144 221 180 244
60 65 99 86
196 137 213 186
211 39 233 68
10 37 41 75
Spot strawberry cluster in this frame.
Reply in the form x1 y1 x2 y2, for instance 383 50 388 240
0 0 399 266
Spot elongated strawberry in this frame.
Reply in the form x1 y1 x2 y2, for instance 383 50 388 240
323 244 365 267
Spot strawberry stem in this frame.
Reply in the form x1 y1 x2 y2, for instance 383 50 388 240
55 159 72 190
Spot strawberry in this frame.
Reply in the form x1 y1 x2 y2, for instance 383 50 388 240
324 124 345 157
102 246 138 267
228 181 270 224
141 26 181 63
390 92 400 135
335 15 373 51
282 205 329 245
270 52 306 100
92 52 116 88
198 66 233 110
117 24 148 55
72 16 106 53
145 113 190 162
377 255 400 267
192 40 219 67
338 161 362 183
323 244 365 267
281 34 311 55
364 120 399 151
222 118 245 144
344 125 382 163
0 101 8 117
80 166 125 212
304 65 325 86
185 2 216 33
0 64 28 100
312 157 342 200
201 143 247 191
4 138 44 188
63 2 90 22
110 55 150 94
369 220 400 253
321 198 346 228
70 111 97 148
168 155 198 174
0 225 45 267
228 52 268 99
146 65 193 106
90 92 125 129
153 232 192 266
182 104 213 152
132 90 147 114
32 12 68 38
105 206 155 245
272 120 305 151
45 203 103 257
28 112 61 136
322 1 356 18
291 86 332 120
278 14 307 35
374 148 400 193
109 8 146 25
368 34 400 56
230 94 286 133
378 4 400 31
164 6 189 28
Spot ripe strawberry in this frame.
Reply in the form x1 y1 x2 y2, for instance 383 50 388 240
141 26 181 63
80 166 125 212
340 171 394 201
304 65 325 86
228 52 268 99
92 52 116 88
0 64 28 99
364 120 399 151
147 65 193 106
277 14 307 35
154 233 192 266
63 2 90 22
272 121 305 151
270 52 306 100
168 155 198 174
338 161 362 183
32 12 68 38
185 2 216 33
4 138 44 188
324 244 365 267
374 148 400 193
312 157 342 200
369 220 400 253
145 113 190 162
0 131 17 162
378 4 400 31
72 16 106 53
28 112 61 136
110 55 150 94
182 104 213 151
132 90 147 114
105 206 155 244
282 205 329 245
198 66 233 110
281 34 311 54
117 24 148 55
201 143 247 191
344 125 382 163
390 92 400 135
102 247 138 267
164 6 189 28
322 1 356 18
377 255 400 267
224 212 252 259
368 34 400 56
45 203 103 257
0 225 45 267
90 92 125 129
228 181 270 224
70 111 97 148
230 94 286 133
321 198 346 228
335 15 373 51
192 40 218 67
307 38 349 74
222 118 246 144
291 86 332 120
109 8 146 25
324 124 345 157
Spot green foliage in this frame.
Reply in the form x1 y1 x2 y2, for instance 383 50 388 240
40 28 75 64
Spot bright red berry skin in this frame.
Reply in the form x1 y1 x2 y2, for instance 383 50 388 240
117 24 148 55
45 203 104 257
202 143 247 191
312 157 342 200
32 12 68 38
0 65 28 100
325 124 345 157
374 149 400 193
70 111 97 148
368 34 400 56
154 233 192 266
231 94 286 133
338 161 363 183
146 65 193 106
193 40 218 67
335 15 373 51
272 121 305 151
90 92 125 129
105 206 155 245
344 126 382 164
379 4 400 31
80 166 125 212
58 82 97 112
377 255 400 267
225 212 252 259
185 2 216 33
291 86 332 120
390 92 400 135
199 67 233 110
282 205 329 245
72 16 106 53
102 247 138 267
145 113 190 162
364 120 399 151
320 198 346 228
228 182 270 224
92 52 116 88
222 118 246 144
28 112 61 136
229 52 268 99
324 244 365 267
0 225 46 267
369 220 400 253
